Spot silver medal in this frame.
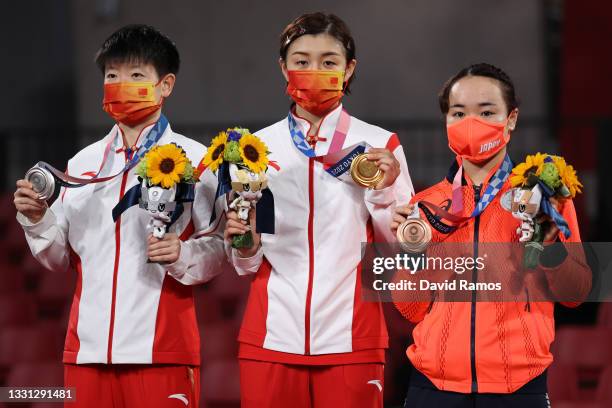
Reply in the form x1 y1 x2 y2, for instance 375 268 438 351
500 189 515 212
25 164 55 200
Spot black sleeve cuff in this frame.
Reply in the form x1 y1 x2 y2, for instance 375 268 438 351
539 240 568 268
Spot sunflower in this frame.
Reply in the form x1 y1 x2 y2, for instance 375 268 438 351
552 155 582 197
146 143 187 188
239 133 269 173
510 152 546 187
202 131 228 172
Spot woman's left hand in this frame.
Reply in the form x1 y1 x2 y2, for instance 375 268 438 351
148 233 181 263
366 148 400 190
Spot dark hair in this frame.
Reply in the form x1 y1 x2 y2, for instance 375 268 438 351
438 63 519 115
280 12 356 93
95 24 180 78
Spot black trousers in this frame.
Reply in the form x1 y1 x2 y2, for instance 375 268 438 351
404 386 551 408
404 370 550 408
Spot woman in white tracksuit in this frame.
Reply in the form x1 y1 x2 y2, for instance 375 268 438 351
225 12 414 408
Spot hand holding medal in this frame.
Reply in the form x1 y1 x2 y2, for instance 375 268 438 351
14 178 49 224
392 203 432 253
351 148 400 189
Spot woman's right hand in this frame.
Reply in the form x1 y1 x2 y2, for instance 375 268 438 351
391 203 415 234
14 179 47 224
225 208 261 258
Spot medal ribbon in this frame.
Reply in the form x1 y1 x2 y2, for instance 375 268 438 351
419 154 513 228
288 108 373 181
37 114 169 188
288 108 351 159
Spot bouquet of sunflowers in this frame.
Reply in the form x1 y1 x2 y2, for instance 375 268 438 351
135 143 198 238
202 127 272 249
507 153 582 268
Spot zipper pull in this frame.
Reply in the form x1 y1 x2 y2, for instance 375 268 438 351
524 287 531 312
473 185 482 203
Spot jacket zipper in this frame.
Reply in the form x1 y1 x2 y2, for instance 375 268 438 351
524 287 531 312
426 290 438 314
107 160 130 363
470 184 481 393
304 157 315 355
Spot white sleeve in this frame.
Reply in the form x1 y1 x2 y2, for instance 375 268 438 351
364 141 414 243
165 169 232 285
229 243 264 276
17 187 71 272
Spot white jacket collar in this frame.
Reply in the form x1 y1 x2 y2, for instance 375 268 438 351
104 119 170 152
290 103 344 147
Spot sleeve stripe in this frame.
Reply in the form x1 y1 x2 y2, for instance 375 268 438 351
386 133 401 152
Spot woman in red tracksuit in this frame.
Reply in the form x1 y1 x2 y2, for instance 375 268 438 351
391 63 591 408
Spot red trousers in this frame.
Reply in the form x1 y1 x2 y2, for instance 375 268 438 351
239 360 384 408
64 364 199 408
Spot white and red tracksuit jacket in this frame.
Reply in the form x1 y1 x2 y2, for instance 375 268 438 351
231 104 414 364
18 121 227 365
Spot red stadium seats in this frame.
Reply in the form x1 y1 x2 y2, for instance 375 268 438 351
38 272 74 300
597 303 612 329
5 362 65 408
548 363 580 402
194 287 224 324
0 263 25 294
0 323 63 366
550 327 612 404
200 322 239 363
553 327 612 367
6 362 63 386
210 269 250 300
595 365 612 403
37 272 74 319
554 402 606 408
0 293 37 327
4 217 29 255
201 360 240 407
21 254 47 280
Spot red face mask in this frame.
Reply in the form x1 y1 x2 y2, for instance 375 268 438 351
446 116 511 164
286 70 345 117
102 81 163 126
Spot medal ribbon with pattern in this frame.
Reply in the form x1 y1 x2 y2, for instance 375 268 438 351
37 114 169 188
418 154 513 231
288 108 376 182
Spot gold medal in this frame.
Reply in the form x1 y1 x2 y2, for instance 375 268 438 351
350 154 384 188
397 218 432 253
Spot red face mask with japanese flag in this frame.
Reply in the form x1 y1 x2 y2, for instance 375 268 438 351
446 116 512 164
286 70 345 117
102 80 163 126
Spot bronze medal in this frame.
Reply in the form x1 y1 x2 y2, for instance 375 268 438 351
350 154 384 188
397 218 432 253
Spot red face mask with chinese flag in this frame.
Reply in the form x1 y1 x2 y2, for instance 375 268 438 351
286 70 345 117
102 81 163 126
446 116 511 164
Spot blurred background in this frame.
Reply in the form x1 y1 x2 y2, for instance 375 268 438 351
0 0 611 407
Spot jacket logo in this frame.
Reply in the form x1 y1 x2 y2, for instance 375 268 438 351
168 394 189 406
439 198 452 211
367 380 383 392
